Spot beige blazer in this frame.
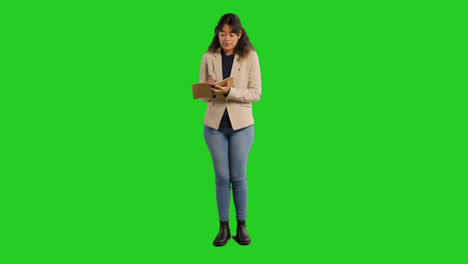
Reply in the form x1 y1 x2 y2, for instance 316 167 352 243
198 47 262 130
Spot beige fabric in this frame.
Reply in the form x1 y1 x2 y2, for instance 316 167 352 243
198 48 262 130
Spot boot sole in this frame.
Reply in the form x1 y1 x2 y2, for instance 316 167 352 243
213 234 231 247
232 236 251 246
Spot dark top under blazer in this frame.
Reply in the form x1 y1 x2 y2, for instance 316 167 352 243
219 52 234 129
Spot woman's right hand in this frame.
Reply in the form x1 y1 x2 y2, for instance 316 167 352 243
208 76 216 84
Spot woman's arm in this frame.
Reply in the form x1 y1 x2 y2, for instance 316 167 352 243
198 54 212 103
226 51 262 103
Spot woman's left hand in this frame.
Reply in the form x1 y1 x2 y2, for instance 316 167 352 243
211 84 230 96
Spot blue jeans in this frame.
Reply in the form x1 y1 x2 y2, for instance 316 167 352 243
204 124 255 222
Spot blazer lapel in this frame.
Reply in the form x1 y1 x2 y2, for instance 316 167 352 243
213 48 223 82
230 53 240 84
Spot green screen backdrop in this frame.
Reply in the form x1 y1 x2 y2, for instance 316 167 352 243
1 0 465 263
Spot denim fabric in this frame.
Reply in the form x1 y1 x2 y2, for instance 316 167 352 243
204 124 255 221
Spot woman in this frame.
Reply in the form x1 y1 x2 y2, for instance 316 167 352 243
198 13 261 247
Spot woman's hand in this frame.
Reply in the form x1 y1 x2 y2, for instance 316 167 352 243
212 84 230 96
208 76 216 84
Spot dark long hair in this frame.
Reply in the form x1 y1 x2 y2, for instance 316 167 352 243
208 13 255 61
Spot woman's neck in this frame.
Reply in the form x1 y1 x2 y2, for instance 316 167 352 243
222 49 234 56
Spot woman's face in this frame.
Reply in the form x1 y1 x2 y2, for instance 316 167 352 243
219 24 241 55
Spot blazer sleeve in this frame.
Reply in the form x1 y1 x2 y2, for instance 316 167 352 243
226 51 262 103
198 54 212 103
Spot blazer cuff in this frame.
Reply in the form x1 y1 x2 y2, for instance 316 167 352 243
226 87 238 100
199 97 211 102
226 87 261 102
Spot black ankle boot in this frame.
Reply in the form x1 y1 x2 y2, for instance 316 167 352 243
213 221 231 247
235 220 251 245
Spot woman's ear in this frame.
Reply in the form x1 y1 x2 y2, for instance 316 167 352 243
238 30 242 39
